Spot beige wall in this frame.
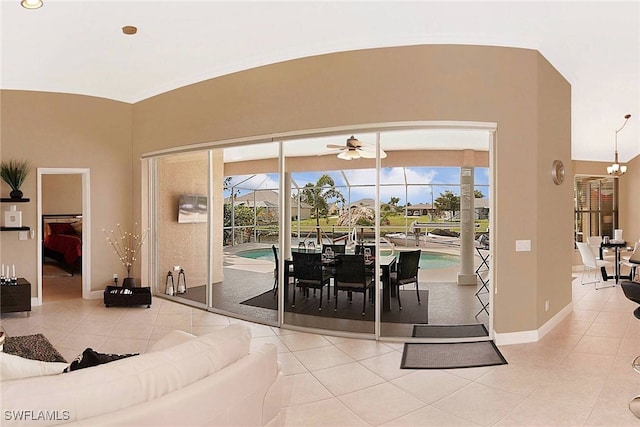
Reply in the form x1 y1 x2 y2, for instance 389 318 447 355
0 90 133 296
133 45 572 334
42 174 82 214
157 152 209 288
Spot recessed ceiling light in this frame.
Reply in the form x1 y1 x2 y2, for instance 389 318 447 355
122 26 138 35
21 0 43 9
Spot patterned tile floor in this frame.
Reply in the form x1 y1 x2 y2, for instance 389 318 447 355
1 277 639 426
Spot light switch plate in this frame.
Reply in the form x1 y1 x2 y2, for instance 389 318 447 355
515 240 531 252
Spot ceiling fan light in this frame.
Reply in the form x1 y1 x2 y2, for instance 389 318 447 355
607 166 613 174
337 150 360 160
21 0 43 9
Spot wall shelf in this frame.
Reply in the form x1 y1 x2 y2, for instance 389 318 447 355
0 226 30 231
0 198 29 203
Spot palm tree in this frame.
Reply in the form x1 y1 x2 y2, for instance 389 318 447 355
299 174 345 243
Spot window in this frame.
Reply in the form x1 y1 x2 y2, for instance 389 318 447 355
574 176 617 243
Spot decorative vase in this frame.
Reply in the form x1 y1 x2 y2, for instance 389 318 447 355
122 277 137 288
9 189 23 199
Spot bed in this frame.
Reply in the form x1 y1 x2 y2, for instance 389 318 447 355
43 214 82 272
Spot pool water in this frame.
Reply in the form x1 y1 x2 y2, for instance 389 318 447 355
236 248 459 270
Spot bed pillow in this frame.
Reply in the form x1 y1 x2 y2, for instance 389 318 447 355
70 220 82 235
0 352 68 381
48 223 76 236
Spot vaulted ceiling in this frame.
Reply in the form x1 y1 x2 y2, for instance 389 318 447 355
1 1 638 162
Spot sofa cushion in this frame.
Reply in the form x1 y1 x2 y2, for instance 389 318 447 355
0 352 68 381
1 323 251 426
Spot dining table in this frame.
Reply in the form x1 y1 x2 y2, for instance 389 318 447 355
284 252 397 312
600 240 627 284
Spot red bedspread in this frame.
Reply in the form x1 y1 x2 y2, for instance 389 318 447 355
45 234 82 265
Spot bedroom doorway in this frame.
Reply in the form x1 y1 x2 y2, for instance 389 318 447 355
36 168 91 305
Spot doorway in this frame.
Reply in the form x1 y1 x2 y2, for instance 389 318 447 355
37 168 91 305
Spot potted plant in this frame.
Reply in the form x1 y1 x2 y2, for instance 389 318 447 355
104 224 149 287
0 160 31 199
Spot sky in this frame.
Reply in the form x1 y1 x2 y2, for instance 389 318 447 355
225 167 490 206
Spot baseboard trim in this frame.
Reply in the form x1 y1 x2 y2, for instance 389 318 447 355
494 301 573 346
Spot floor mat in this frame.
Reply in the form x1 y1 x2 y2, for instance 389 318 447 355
412 324 488 338
401 341 507 369
4 333 67 363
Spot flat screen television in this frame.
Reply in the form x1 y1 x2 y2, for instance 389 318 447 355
178 194 207 224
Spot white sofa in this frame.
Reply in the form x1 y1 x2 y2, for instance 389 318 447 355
1 324 283 426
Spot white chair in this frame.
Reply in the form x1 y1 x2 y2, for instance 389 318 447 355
621 242 640 282
576 242 614 289
587 236 615 260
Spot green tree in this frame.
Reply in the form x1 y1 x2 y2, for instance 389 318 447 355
474 190 484 198
434 190 460 219
299 174 345 242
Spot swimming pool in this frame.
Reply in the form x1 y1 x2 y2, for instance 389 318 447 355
236 248 459 270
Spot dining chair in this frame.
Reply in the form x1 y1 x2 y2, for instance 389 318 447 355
390 249 421 310
355 244 376 257
291 251 330 311
621 242 640 282
271 245 293 297
322 243 346 255
587 235 615 260
333 254 373 316
576 241 613 289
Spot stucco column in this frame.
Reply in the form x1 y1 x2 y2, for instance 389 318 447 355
457 166 476 285
211 149 224 283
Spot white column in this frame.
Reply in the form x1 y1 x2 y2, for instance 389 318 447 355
457 166 476 285
284 172 292 259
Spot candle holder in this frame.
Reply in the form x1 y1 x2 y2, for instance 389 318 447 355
176 269 187 294
165 271 175 296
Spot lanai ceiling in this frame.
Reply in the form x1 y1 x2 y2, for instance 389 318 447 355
1 1 638 162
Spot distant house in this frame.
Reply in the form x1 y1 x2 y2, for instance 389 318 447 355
405 203 434 217
226 189 312 220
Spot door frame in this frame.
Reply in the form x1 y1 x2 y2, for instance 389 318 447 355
36 168 91 305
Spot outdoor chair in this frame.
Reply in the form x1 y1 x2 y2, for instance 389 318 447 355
271 245 293 297
576 241 613 290
390 249 421 310
322 244 346 255
333 254 374 316
291 251 330 311
355 244 376 258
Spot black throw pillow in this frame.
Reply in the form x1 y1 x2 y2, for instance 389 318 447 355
63 348 138 372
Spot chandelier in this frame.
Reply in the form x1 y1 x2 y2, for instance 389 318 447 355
607 114 631 177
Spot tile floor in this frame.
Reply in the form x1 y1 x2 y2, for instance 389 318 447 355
1 277 639 426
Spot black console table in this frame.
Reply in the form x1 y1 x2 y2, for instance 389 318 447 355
104 286 152 308
1 278 31 316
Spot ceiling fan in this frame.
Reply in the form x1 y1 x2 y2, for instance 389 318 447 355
326 136 387 160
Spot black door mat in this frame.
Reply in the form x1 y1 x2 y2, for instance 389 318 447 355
401 340 507 369
412 323 488 338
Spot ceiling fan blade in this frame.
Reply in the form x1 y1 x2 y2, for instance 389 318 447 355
326 144 346 149
357 144 376 152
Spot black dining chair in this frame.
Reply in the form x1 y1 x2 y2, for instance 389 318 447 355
355 244 376 257
333 254 374 316
291 251 330 311
322 243 347 255
391 249 421 310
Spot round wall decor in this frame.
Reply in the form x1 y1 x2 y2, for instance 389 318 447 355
552 160 565 185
